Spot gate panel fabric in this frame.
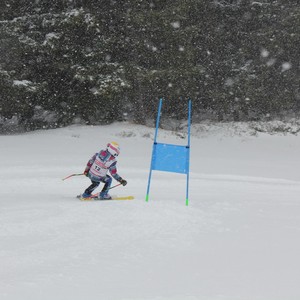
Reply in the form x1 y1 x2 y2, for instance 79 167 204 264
151 143 189 174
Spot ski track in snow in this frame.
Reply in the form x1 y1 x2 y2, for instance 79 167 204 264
1 122 300 300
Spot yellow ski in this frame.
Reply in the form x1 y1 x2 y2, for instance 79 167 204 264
77 195 134 201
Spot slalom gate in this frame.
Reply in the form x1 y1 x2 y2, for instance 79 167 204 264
146 98 192 206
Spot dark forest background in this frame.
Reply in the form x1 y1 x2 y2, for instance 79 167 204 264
0 0 299 132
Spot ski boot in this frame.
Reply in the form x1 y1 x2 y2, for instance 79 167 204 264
81 192 91 199
99 192 112 200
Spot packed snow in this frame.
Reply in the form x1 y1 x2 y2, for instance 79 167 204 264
1 122 300 300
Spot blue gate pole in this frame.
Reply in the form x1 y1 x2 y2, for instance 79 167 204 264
185 99 192 206
153 98 163 143
146 99 163 202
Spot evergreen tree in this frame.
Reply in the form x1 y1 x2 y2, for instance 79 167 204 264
0 0 299 131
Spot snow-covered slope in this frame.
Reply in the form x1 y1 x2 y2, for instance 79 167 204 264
1 122 300 300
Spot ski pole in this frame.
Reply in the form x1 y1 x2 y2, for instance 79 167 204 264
107 183 122 190
100 183 123 193
62 173 85 181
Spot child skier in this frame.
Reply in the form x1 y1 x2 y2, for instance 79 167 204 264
81 141 127 199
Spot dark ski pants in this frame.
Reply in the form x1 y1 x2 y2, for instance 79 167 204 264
84 175 112 195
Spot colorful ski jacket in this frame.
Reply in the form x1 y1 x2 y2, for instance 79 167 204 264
85 150 122 182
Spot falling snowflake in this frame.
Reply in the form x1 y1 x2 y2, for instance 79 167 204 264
266 58 276 66
171 21 180 29
260 49 269 58
281 62 292 72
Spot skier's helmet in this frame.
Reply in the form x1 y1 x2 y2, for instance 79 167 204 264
107 142 120 157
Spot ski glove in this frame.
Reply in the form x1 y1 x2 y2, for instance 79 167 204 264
120 179 127 186
84 170 89 176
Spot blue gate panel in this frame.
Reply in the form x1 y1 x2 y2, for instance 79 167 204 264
151 143 189 174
